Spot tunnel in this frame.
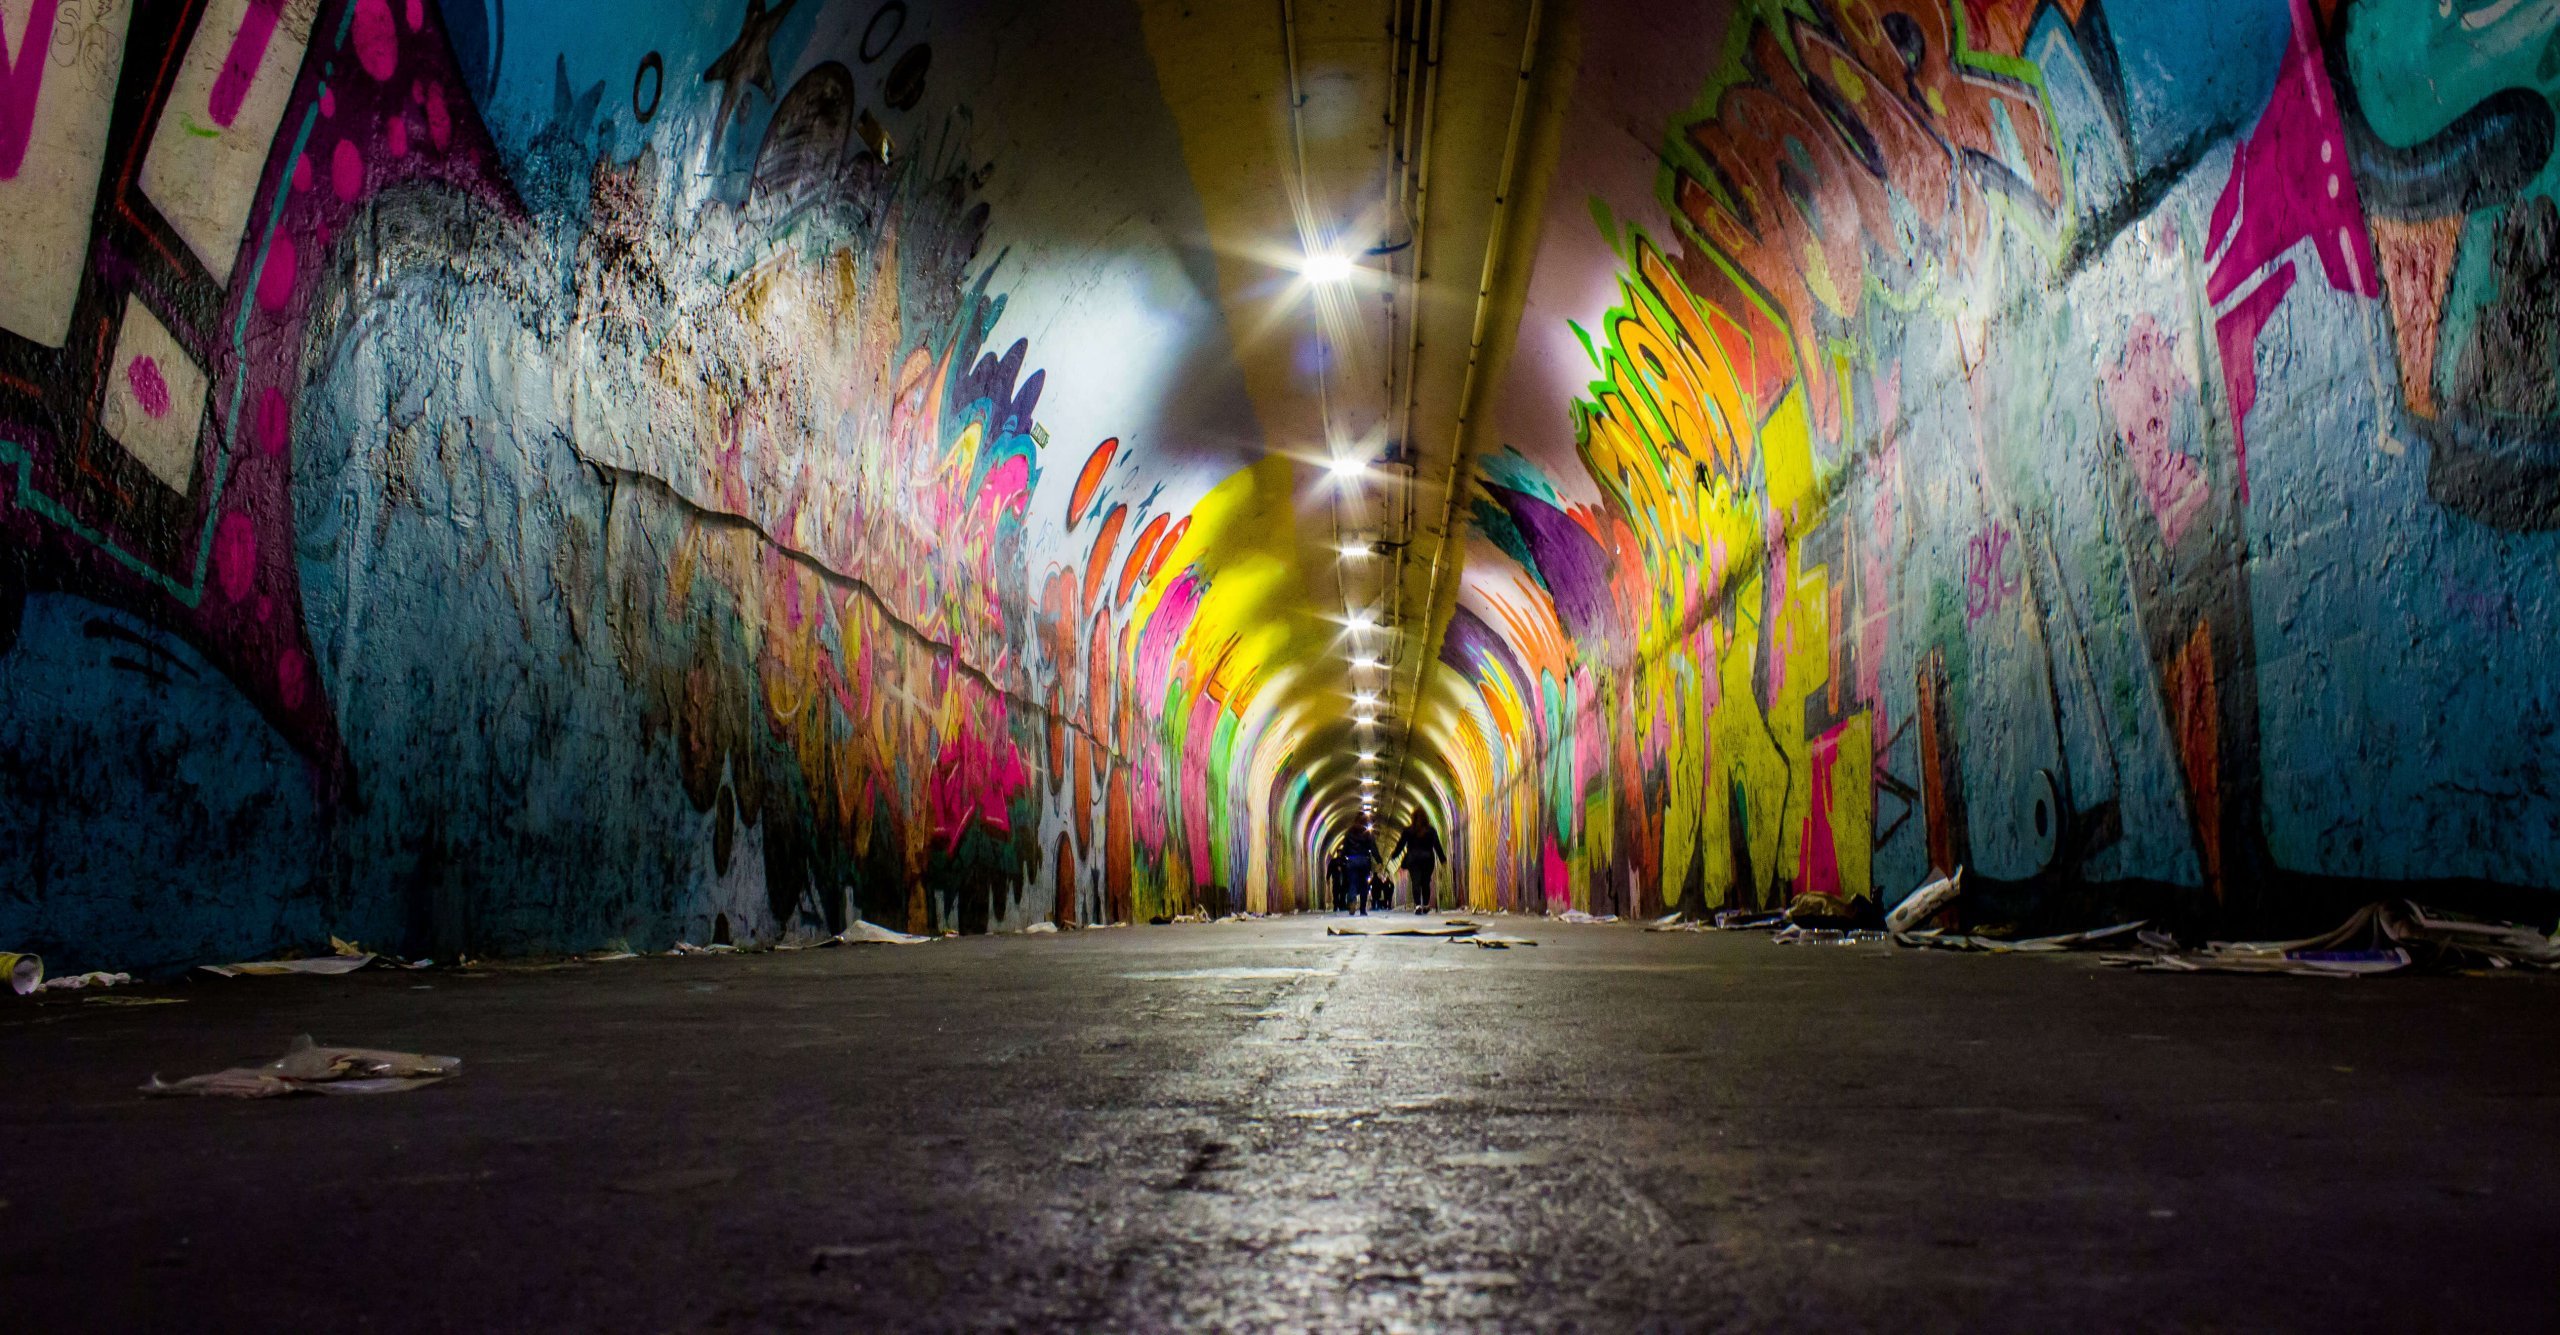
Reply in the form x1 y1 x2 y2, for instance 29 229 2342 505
3 0 2558 1327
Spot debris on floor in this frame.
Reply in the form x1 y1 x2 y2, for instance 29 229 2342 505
2098 901 2560 978
1555 910 1619 924
1022 922 1062 934
41 970 134 990
199 937 432 978
141 1035 461 1099
2 952 43 995
667 941 738 955
1644 909 1786 932
1894 921 2148 954
1783 892 1862 927
1770 925 1891 946
1328 919 1482 938
1464 934 1540 948
83 995 185 1007
199 954 378 978
827 918 934 946
1886 868 1964 935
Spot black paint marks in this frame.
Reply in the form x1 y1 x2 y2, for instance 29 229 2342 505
883 44 930 111
634 52 664 123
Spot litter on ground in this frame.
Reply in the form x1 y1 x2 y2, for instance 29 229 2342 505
141 1035 461 1099
1771 925 1890 946
40 971 134 991
828 919 934 946
1894 921 2148 953
2096 901 2560 978
1886 868 1964 935
1328 919 1482 938
200 937 431 978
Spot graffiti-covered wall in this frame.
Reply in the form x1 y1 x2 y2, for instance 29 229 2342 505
1434 0 2560 931
0 0 1302 970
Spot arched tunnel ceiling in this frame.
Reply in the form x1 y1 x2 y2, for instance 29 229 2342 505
1039 0 1565 865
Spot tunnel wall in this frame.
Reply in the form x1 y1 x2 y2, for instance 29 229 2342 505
0 0 1296 971
1434 0 2560 930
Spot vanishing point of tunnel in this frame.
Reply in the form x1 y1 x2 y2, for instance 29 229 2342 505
3 0 2559 1328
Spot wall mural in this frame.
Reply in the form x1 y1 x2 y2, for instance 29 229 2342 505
1439 0 2559 931
0 0 1275 969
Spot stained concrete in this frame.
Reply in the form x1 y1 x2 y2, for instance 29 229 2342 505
4 915 2557 1331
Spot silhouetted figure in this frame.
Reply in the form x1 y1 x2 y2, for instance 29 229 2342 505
1341 827 1379 915
1396 815 1445 913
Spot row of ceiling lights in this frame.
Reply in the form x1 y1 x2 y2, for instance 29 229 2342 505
1300 245 1395 831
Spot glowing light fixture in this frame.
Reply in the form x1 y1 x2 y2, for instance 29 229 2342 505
1351 657 1383 671
1352 691 1379 706
1345 612 1377 633
1302 250 1356 284
1327 453 1370 482
1338 540 1371 559
1360 776 1379 787
1357 752 1378 763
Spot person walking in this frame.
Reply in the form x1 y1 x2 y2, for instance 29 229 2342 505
1341 826 1379 915
1395 815 1445 914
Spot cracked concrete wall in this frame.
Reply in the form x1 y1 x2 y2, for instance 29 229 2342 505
0 0 1286 971
1426 0 2560 932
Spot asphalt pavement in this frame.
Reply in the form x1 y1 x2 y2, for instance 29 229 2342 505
4 912 2557 1330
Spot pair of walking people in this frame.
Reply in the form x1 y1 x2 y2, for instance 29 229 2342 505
1326 816 1445 915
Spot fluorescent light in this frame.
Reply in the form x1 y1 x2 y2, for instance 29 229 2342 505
1352 691 1379 706
1338 541 1371 559
1354 716 1378 728
1346 612 1376 632
1302 251 1356 284
1357 753 1378 762
1327 454 1369 481
1360 777 1379 786
1351 657 1383 671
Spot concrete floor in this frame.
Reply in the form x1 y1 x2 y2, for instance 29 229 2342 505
4 914 2558 1331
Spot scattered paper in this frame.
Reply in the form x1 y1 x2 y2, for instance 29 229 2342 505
1771 925 1890 946
1886 868 1965 935
1555 910 1619 924
1644 909 1784 932
40 971 134 991
2098 900 2560 977
198 954 377 978
141 1035 461 1099
1464 934 1540 948
826 919 933 946
1328 920 1481 938
1895 922 2148 954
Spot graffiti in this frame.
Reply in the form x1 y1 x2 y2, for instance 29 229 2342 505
1962 521 2018 623
2344 0 2560 528
1433 0 2560 936
1661 0 2068 440
0 0 1279 969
